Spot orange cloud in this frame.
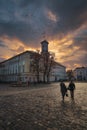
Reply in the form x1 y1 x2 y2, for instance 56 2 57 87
48 34 73 58
45 9 58 22
0 36 37 60
47 33 85 69
0 35 24 49
0 30 86 70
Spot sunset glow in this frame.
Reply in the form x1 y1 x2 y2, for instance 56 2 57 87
46 10 58 22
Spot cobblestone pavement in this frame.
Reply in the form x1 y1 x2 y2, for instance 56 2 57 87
0 83 87 130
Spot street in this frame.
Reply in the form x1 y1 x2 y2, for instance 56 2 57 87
0 82 87 130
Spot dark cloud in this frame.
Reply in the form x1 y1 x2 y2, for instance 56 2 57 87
48 0 87 33
0 0 87 44
0 40 7 47
0 0 50 47
73 30 87 51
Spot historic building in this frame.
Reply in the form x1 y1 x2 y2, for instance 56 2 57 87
0 40 67 83
0 51 38 82
50 62 66 82
73 67 87 81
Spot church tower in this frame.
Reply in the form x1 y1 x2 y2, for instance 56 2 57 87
41 40 49 53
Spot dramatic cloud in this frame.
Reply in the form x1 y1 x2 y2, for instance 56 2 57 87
0 0 87 69
0 41 7 47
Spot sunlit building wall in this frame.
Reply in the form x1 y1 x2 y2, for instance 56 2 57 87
0 51 67 83
50 62 67 81
0 40 67 83
0 51 37 82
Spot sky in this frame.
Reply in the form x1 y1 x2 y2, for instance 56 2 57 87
0 0 87 70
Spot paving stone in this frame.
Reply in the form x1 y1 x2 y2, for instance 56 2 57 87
0 83 87 130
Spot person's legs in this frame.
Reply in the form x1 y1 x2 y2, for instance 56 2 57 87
70 91 72 98
62 93 65 101
62 95 64 101
70 91 74 100
72 91 74 100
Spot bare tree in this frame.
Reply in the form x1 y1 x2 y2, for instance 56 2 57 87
31 51 55 83
31 51 41 83
41 52 55 83
67 70 74 81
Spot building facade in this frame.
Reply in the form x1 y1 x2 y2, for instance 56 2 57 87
0 51 38 83
50 62 67 81
73 67 87 81
0 40 67 83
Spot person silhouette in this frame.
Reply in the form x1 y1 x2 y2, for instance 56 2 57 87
68 80 76 100
60 81 67 101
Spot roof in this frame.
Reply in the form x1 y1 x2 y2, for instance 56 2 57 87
74 67 85 71
0 50 38 64
0 50 66 69
41 40 49 44
53 61 66 68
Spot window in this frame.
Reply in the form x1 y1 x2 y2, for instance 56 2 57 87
23 65 25 73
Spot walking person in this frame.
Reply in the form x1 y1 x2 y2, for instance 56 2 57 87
60 81 67 101
68 80 76 100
